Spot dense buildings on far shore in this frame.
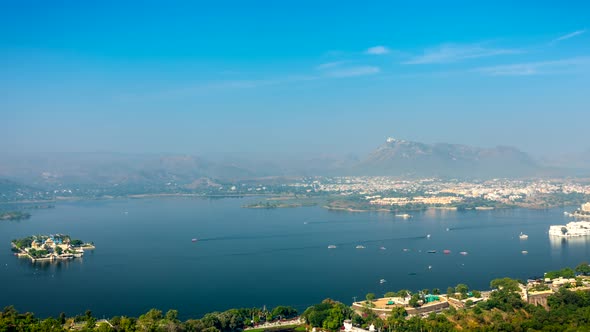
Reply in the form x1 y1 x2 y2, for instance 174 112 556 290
2 176 589 213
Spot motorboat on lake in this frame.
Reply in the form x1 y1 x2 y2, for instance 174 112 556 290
519 232 528 240
191 238 198 242
427 250 437 254
443 249 451 254
521 250 528 255
328 245 337 249
356 245 365 249
379 246 386 250
459 251 468 255
380 279 387 284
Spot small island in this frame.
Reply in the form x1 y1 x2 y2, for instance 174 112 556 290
11 234 95 262
242 200 317 209
0 211 31 221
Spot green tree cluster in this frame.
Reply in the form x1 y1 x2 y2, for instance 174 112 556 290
301 299 352 332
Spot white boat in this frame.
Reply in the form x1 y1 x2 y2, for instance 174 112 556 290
379 246 386 250
519 232 528 240
328 245 337 249
521 250 528 255
355 245 365 249
380 279 387 284
459 251 468 255
395 214 412 219
426 234 431 239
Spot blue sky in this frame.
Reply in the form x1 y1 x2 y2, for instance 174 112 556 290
1 1 589 158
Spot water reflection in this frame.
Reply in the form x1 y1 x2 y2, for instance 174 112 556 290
549 235 590 249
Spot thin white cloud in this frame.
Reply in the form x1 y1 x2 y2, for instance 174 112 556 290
325 66 381 78
366 46 390 55
553 29 586 43
475 57 590 76
404 43 521 64
316 60 380 78
316 61 349 70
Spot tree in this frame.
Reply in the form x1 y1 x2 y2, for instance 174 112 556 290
471 290 482 298
432 288 441 295
165 309 179 322
386 306 407 331
396 290 409 298
446 287 455 297
490 278 519 292
322 307 344 332
575 262 590 276
366 293 376 302
384 292 396 297
409 294 421 308
456 284 469 297
85 317 96 330
271 306 298 319
58 312 66 325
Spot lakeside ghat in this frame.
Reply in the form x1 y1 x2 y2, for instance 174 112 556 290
11 234 95 262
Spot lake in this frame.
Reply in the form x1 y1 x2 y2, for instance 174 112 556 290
1 197 588 319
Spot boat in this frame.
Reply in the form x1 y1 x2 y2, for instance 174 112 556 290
428 265 432 269
521 250 528 255
443 249 451 254
408 272 417 276
395 214 412 219
519 232 528 240
355 245 365 249
191 238 198 242
380 279 387 284
459 251 468 255
379 246 386 250
427 250 437 254
402 248 410 252
446 228 450 231
426 234 431 238
328 245 337 249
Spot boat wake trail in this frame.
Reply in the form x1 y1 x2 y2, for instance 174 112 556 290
192 234 428 259
197 233 316 242
449 223 516 231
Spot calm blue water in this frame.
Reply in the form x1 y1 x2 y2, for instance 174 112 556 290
1 198 588 319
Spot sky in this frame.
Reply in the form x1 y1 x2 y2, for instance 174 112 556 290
1 0 589 158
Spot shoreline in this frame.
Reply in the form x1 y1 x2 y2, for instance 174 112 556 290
0 194 578 212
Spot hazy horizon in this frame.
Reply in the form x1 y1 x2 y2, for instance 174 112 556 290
2 1 590 158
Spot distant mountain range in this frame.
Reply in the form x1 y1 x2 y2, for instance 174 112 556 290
0 138 586 187
351 137 541 178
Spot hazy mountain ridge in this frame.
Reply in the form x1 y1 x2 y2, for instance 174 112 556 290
350 138 540 178
0 139 585 188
